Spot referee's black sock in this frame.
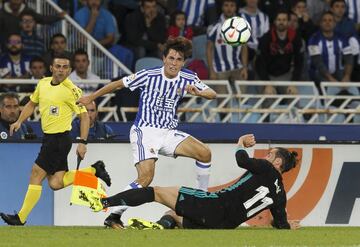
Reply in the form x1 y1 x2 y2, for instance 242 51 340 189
101 187 155 208
157 215 177 229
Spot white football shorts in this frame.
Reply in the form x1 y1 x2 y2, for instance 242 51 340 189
130 125 190 165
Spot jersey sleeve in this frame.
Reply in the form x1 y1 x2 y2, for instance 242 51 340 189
192 74 209 91
270 197 291 229
308 36 321 56
30 82 40 104
235 149 273 174
122 70 148 91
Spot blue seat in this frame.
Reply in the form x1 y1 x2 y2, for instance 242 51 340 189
109 44 134 71
135 57 163 72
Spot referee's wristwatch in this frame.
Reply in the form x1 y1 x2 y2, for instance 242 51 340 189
78 139 88 145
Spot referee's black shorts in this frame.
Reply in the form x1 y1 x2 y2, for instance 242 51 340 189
175 186 236 229
35 131 72 175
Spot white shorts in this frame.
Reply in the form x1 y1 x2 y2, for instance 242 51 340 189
130 125 190 164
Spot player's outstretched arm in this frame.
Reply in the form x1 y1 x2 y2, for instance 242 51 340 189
185 85 216 99
77 79 125 106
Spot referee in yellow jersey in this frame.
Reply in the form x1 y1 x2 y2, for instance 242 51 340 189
0 54 111 225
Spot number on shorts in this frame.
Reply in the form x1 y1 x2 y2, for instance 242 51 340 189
243 186 273 217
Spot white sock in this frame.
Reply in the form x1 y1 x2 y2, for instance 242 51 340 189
195 161 211 191
111 181 142 215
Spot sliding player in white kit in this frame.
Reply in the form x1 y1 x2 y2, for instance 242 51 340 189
77 37 217 228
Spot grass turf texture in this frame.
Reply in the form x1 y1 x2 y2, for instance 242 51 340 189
0 227 360 247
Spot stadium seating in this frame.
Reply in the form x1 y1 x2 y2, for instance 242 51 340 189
135 57 163 72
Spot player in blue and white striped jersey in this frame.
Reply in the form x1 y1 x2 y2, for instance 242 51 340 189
177 0 217 29
239 0 269 59
78 37 216 228
207 0 248 83
308 11 355 95
345 0 360 27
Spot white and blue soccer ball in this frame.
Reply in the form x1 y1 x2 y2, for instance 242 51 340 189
221 16 251 46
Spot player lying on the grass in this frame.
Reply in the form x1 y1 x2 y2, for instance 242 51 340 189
85 134 300 229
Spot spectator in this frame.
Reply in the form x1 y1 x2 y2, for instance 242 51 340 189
174 0 217 35
124 0 167 59
0 92 35 140
291 0 317 42
306 0 331 24
167 10 193 40
69 49 100 92
0 33 31 81
29 56 46 80
308 11 354 93
42 33 72 75
20 11 45 58
55 0 87 17
259 0 291 23
107 0 139 43
345 0 360 31
239 0 269 65
256 10 304 96
330 0 357 39
0 0 64 46
71 101 114 140
74 0 116 48
207 0 248 87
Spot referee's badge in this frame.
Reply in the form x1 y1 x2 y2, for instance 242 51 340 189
49 105 59 116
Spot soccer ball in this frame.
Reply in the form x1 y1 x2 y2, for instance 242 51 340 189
221 16 251 46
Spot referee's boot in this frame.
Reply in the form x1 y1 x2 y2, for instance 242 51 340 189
0 212 25 226
104 213 124 229
91 160 112 186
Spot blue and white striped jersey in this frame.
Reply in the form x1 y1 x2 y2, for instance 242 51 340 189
308 32 352 74
239 8 269 50
177 0 215 26
123 66 209 129
345 0 360 24
207 15 244 73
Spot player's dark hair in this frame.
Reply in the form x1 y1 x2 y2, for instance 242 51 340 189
275 147 298 173
222 0 237 6
274 9 290 21
73 48 89 60
169 10 187 26
52 53 71 65
330 0 345 7
163 36 192 59
0 92 20 107
50 33 67 45
291 0 306 9
141 0 156 6
30 56 45 67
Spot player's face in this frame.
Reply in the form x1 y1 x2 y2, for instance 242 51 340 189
246 0 258 8
51 58 71 83
0 97 20 123
175 14 186 29
74 54 89 74
289 14 299 30
51 37 67 54
222 1 237 18
320 14 335 32
85 102 97 127
7 35 22 55
331 2 346 18
30 61 46 79
274 13 289 32
21 15 36 33
163 49 185 78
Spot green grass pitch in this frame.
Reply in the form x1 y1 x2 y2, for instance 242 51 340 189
1 227 360 247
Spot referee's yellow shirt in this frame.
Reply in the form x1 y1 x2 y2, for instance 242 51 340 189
30 77 87 134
